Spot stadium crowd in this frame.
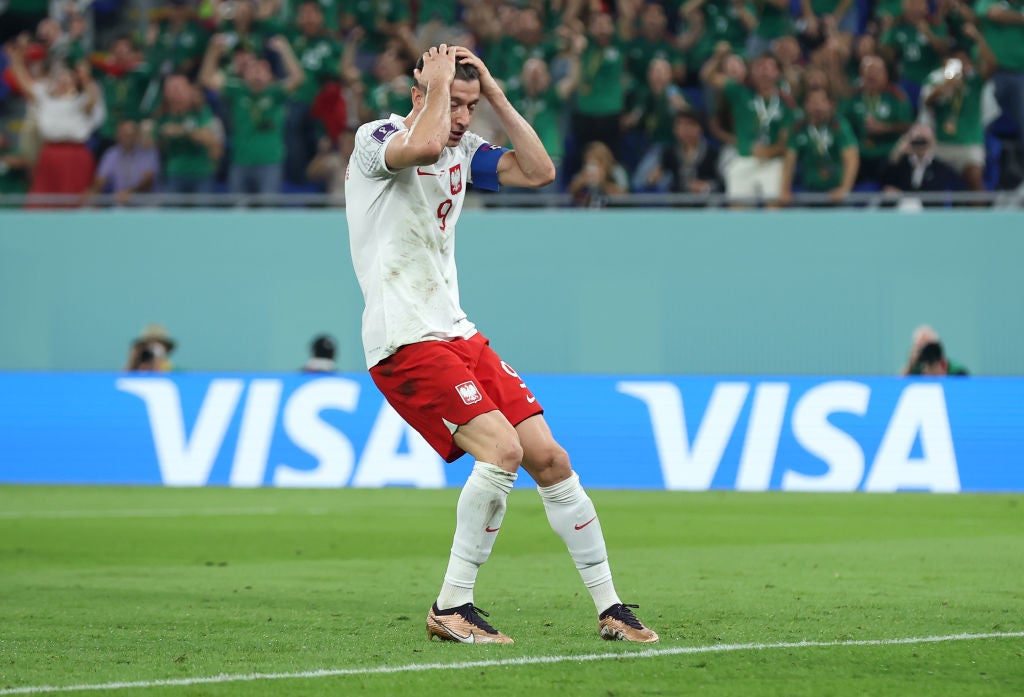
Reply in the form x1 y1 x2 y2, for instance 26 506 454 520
1 0 1022 206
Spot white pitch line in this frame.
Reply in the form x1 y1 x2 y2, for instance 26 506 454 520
1 631 1021 695
0 507 284 520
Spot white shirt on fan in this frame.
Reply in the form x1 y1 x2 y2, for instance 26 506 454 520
30 84 106 143
345 114 506 369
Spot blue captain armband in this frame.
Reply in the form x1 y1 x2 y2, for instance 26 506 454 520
470 142 509 191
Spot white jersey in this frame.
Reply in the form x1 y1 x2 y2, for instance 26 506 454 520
346 114 503 368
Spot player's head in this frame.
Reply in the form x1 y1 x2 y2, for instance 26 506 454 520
412 51 481 146
917 342 949 376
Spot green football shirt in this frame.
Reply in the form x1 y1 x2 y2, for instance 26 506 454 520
788 116 857 191
575 41 627 116
224 80 288 165
842 88 913 159
157 107 217 178
881 20 948 84
289 33 341 105
508 84 565 162
723 80 794 157
977 0 1024 71
925 71 985 145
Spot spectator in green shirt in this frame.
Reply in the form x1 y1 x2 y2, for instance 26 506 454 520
201 33 305 196
484 6 560 90
679 0 756 75
843 54 914 183
781 87 859 204
155 75 221 194
146 0 210 77
799 0 859 40
362 48 415 120
285 1 341 184
921 25 998 191
92 36 157 151
570 11 629 171
623 57 690 152
506 36 583 186
977 0 1024 153
747 0 795 59
621 2 687 91
340 0 412 71
707 52 796 203
880 0 951 109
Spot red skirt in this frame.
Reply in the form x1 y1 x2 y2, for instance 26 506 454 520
29 142 95 205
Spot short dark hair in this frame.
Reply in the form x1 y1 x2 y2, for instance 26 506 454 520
918 341 946 366
311 334 336 360
414 53 480 90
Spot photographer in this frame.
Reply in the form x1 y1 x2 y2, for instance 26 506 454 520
200 34 305 196
125 325 176 372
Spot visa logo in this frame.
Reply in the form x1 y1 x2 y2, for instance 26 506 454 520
117 377 445 487
617 381 960 492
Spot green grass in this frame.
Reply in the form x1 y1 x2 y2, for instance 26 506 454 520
1 486 1022 696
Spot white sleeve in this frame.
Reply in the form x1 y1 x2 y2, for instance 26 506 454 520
352 119 404 179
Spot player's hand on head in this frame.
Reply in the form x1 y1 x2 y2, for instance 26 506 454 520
454 46 501 97
417 44 457 88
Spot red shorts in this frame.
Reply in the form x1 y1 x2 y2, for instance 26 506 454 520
369 333 543 463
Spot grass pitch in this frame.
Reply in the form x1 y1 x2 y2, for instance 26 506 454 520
1 486 1021 696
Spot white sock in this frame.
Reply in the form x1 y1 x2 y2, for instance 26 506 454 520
537 472 621 615
436 461 517 610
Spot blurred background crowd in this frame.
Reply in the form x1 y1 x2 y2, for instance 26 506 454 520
1 0 1022 206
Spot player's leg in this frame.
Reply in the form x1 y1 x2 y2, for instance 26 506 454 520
428 413 522 643
371 343 519 643
516 415 658 643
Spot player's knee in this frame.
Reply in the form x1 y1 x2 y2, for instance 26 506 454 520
528 444 571 486
494 439 524 470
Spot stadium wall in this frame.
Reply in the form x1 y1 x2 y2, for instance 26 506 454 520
1 372 1022 491
1 209 1022 376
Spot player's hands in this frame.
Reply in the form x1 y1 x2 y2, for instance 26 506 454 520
454 46 501 100
415 44 457 89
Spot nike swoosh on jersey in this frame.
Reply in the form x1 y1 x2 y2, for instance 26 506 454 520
485 526 501 533
436 618 475 643
574 516 598 531
526 395 537 403
415 167 435 176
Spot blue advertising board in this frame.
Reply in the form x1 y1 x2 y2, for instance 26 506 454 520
1 373 1021 492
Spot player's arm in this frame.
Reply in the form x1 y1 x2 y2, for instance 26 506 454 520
384 44 456 170
455 47 555 188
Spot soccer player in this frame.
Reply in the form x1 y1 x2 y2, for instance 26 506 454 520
345 44 658 645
